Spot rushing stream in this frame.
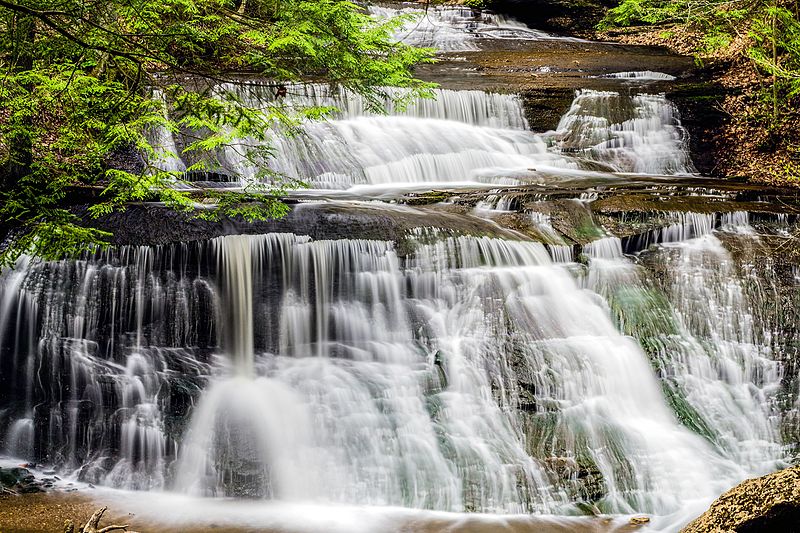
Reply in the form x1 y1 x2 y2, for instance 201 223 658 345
0 5 794 533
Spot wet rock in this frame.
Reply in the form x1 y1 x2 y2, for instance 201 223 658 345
0 467 31 488
545 199 603 244
0 467 45 493
103 141 146 175
630 516 650 525
535 452 606 505
681 466 800 533
520 88 574 132
76 201 519 251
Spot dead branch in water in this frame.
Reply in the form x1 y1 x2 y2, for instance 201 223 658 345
63 507 129 533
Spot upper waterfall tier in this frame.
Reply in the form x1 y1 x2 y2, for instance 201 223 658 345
555 90 696 175
157 85 695 189
368 5 567 52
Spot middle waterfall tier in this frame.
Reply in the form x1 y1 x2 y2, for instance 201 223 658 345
156 85 696 188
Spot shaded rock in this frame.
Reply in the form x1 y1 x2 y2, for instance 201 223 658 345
490 0 617 36
682 466 800 533
0 466 44 494
0 467 32 488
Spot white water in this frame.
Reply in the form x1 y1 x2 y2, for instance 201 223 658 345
554 90 695 175
369 5 558 52
582 216 784 480
149 89 186 174
160 83 696 188
215 82 530 127
597 71 677 81
2 225 783 519
0 27 790 532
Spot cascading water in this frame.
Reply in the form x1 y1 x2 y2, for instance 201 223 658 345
553 90 695 175
596 71 677 81
0 21 792 531
368 5 558 52
582 218 784 475
148 89 186 174
159 83 695 188
0 221 787 521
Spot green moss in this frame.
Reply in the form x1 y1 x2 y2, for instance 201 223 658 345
574 221 605 241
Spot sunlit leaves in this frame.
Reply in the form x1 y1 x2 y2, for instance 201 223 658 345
599 0 800 117
0 0 435 267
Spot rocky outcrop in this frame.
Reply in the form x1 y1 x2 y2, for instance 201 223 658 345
75 200 523 250
0 467 47 494
490 0 616 36
682 466 800 533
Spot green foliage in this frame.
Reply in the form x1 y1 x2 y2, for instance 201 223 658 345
599 0 800 120
750 6 800 102
599 0 681 27
0 0 435 267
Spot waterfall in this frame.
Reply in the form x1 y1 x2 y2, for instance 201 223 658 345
0 35 790 529
216 83 531 127
215 235 257 375
0 247 216 490
582 216 784 481
0 223 785 517
148 89 186 174
159 84 697 188
597 71 677 81
368 5 559 52
553 90 696 175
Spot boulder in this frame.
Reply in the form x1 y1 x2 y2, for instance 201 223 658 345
0 466 44 494
682 466 800 533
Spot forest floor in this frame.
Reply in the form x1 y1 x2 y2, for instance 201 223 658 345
597 25 800 187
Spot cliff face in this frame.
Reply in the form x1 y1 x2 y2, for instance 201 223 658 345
490 0 617 35
682 466 800 533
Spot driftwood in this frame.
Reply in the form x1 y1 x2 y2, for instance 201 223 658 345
62 507 128 533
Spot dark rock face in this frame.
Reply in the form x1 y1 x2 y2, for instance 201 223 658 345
0 467 45 494
520 88 574 133
490 0 617 35
737 502 800 533
666 80 732 178
76 201 521 249
102 142 147 176
682 466 800 533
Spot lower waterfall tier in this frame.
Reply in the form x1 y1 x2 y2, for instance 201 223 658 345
0 212 788 522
